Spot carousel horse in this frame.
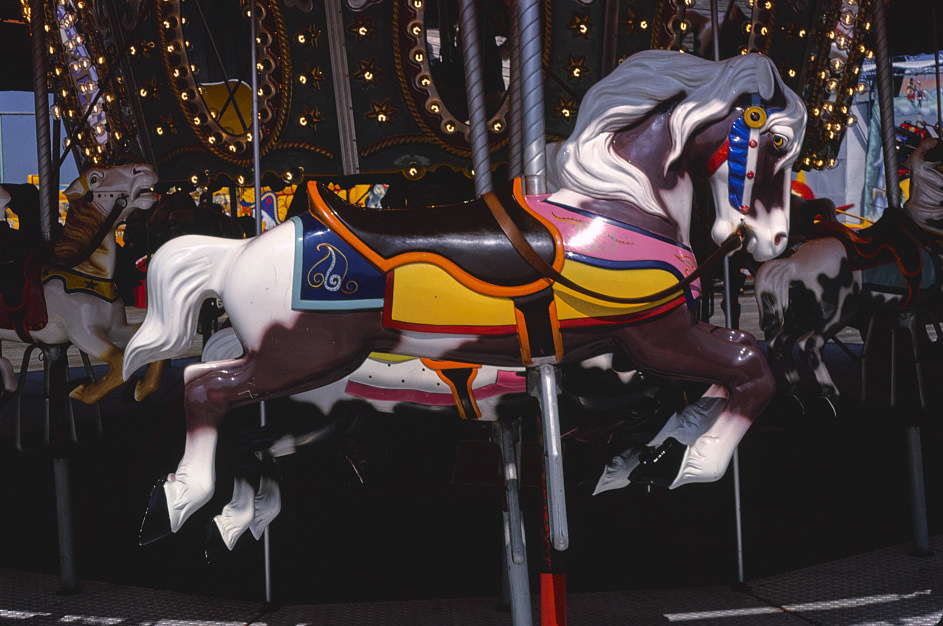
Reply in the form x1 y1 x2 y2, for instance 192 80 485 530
755 138 943 406
123 50 806 539
0 163 163 405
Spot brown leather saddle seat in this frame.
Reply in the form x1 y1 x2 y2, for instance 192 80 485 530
311 181 558 288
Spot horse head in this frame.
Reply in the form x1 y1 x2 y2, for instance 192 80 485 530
54 163 158 268
551 50 805 263
0 185 10 214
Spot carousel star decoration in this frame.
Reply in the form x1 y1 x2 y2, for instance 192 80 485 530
566 13 591 39
348 16 375 41
299 104 325 129
552 96 578 121
353 58 381 85
566 55 589 81
296 24 322 47
365 99 395 125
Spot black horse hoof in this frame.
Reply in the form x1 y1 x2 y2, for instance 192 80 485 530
204 520 229 564
629 437 686 488
139 478 172 546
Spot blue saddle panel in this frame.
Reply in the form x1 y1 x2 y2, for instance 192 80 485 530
291 212 386 311
861 245 939 297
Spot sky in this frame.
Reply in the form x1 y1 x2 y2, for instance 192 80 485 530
0 91 78 186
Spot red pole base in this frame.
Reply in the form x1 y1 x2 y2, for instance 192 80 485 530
540 572 566 626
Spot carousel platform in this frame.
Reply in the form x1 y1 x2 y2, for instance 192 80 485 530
1 534 941 625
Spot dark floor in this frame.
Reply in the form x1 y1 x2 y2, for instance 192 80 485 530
0 337 941 617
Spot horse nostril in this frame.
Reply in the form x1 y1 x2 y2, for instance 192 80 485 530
774 232 787 246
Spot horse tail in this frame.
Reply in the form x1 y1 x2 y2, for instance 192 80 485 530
754 258 793 342
123 235 245 379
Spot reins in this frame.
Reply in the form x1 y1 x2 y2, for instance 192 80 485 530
484 191 743 305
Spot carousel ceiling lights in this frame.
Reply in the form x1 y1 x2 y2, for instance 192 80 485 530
797 0 871 170
46 0 132 166
156 0 290 163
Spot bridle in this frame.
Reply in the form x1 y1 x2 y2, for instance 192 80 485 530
705 95 778 218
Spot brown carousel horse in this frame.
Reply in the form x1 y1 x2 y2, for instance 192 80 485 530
123 50 806 539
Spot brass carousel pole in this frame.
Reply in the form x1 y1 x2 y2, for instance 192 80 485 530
31 0 78 594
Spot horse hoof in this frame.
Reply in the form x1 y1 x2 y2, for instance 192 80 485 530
629 437 686 488
204 521 229 564
809 395 838 419
139 478 172 546
786 393 806 416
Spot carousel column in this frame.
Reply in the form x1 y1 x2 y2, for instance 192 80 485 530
871 0 931 557
32 0 78 594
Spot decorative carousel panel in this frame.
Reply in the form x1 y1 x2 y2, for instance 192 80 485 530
544 0 605 142
46 0 137 168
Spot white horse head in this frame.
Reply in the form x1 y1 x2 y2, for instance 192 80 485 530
550 49 806 262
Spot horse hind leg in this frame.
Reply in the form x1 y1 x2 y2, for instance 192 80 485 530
797 331 839 417
133 360 165 401
69 344 127 404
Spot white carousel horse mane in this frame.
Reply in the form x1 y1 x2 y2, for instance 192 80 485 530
550 49 806 219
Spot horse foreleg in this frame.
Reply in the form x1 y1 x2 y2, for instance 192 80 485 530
209 477 256 552
622 311 775 488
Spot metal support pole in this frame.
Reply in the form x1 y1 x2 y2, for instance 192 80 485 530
870 0 900 209
507 6 523 180
519 0 546 195
933 7 941 137
535 364 567 551
325 0 360 175
249 0 273 604
47 344 78 594
497 420 533 626
33 0 78 593
712 0 745 585
459 0 492 196
904 425 931 556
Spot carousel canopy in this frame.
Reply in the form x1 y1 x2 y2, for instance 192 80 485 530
1 0 939 191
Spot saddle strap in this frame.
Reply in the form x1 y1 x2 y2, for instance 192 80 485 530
483 192 741 305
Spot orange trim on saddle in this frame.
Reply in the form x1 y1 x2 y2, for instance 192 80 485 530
306 180 566 299
421 358 482 420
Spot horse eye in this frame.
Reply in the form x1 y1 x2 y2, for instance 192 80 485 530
771 134 788 150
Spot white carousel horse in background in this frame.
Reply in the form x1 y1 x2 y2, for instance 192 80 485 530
123 50 806 540
0 164 163 405
755 138 943 406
